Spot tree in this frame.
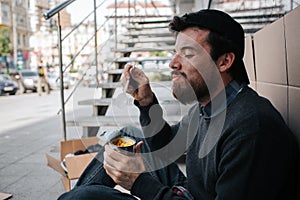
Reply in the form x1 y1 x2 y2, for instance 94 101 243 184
69 53 75 71
0 27 12 73
0 27 12 56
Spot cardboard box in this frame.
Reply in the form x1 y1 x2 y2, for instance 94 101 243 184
0 192 12 200
46 137 99 191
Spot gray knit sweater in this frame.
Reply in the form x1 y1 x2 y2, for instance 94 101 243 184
131 85 298 200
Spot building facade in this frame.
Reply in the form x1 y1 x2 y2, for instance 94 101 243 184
0 0 31 71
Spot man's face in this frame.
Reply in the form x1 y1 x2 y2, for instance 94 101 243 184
169 27 221 105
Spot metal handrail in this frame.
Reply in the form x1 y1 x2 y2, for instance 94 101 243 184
150 0 163 16
44 0 174 140
62 29 120 110
61 33 115 112
62 12 116 74
208 0 213 9
61 0 106 42
61 36 115 110
53 0 107 82
43 0 111 140
43 0 77 20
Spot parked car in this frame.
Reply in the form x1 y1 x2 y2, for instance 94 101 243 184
19 70 39 92
0 74 19 95
47 72 70 90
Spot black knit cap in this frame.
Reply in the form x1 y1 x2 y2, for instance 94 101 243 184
171 9 249 84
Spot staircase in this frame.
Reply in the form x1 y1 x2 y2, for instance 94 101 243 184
211 0 286 35
62 1 189 138
44 0 290 140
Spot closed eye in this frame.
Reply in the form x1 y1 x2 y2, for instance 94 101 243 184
185 54 194 58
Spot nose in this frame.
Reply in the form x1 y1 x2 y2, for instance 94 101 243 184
169 54 181 70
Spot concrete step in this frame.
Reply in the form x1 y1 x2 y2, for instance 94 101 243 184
130 18 171 25
231 10 285 34
123 30 172 37
78 97 178 107
114 45 174 53
78 98 112 106
66 115 181 127
239 18 277 25
107 56 172 63
88 81 173 100
126 25 168 30
227 5 284 13
233 12 284 21
78 98 112 116
106 67 171 76
108 15 172 19
105 66 171 83
119 37 175 44
93 81 172 89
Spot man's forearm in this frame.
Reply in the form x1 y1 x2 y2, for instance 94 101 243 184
134 94 174 151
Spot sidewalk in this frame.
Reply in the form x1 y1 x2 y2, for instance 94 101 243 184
0 113 65 199
0 91 82 200
0 84 188 200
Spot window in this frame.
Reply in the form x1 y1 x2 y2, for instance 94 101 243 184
17 33 21 45
23 34 26 47
3 11 8 18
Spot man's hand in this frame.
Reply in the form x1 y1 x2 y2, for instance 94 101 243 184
123 64 154 106
103 141 146 190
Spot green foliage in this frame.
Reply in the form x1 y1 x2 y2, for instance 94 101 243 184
0 27 12 56
149 51 168 57
148 72 171 82
69 69 78 73
69 53 75 71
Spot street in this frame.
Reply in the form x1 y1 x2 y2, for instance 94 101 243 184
0 88 95 199
0 85 187 199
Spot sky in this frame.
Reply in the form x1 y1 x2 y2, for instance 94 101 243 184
66 0 172 24
67 0 96 24
66 0 110 24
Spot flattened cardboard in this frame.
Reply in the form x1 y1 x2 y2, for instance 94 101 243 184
285 6 300 87
66 153 97 179
60 137 99 160
253 18 287 85
45 153 67 177
256 82 288 123
0 193 12 200
61 176 71 191
244 35 255 82
46 137 99 191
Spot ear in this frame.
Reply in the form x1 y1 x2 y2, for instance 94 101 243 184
216 53 235 73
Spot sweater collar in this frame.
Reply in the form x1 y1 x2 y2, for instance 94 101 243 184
199 80 245 119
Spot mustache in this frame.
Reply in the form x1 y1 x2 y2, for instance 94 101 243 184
171 71 187 79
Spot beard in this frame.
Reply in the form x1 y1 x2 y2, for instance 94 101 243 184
171 71 210 105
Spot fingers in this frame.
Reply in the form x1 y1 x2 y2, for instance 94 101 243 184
124 64 148 85
103 159 136 191
134 141 144 153
124 63 134 74
104 148 124 173
104 144 135 171
129 67 148 85
104 144 122 162
103 158 128 186
121 64 133 89
123 64 153 105
122 64 136 93
103 160 123 182
103 142 146 190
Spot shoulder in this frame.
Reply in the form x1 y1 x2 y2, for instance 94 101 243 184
227 86 285 126
221 86 294 145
